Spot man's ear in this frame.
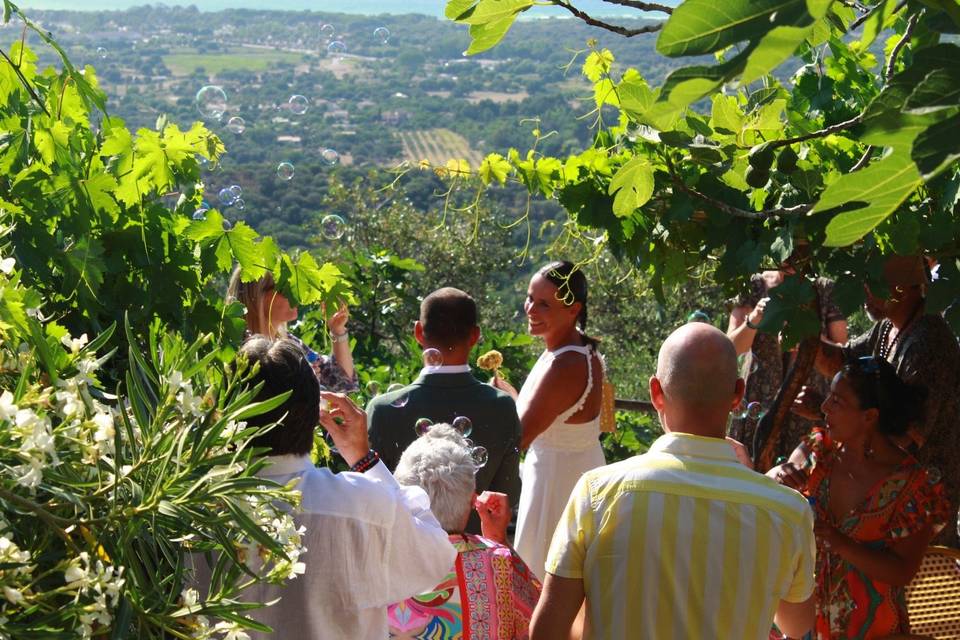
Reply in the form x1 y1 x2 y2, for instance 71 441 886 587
650 376 665 412
732 378 745 411
414 321 426 347
468 325 481 348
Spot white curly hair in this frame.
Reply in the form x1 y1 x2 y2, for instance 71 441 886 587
394 423 476 533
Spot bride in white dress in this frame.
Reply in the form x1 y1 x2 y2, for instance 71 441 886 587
494 261 606 579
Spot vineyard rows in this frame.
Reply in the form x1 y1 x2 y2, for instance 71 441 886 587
397 129 484 168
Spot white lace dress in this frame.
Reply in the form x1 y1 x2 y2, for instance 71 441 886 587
514 344 606 579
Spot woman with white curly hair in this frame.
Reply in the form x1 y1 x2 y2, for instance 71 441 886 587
388 423 542 639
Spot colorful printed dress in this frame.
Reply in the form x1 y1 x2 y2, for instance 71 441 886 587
797 428 949 639
387 534 542 640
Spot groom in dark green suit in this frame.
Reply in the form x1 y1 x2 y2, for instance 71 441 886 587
367 287 521 534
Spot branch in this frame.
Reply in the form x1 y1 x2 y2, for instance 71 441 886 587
553 1 664 36
848 0 907 32
0 47 51 117
764 115 862 150
885 10 921 83
673 178 811 219
599 0 673 14
850 145 874 172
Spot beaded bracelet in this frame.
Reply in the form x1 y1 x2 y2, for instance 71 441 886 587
350 449 380 473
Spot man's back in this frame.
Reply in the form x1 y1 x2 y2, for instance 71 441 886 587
367 371 521 531
239 456 456 640
547 433 815 640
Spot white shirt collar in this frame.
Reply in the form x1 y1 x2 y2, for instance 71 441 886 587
258 453 314 477
419 364 471 375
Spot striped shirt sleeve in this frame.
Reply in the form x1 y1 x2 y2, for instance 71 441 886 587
783 504 816 603
545 473 594 579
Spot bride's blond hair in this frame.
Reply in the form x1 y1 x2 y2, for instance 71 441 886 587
225 265 288 339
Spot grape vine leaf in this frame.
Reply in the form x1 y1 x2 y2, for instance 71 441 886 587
608 157 655 218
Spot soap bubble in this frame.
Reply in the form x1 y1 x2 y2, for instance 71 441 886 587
927 466 942 484
327 40 347 58
192 208 208 221
390 394 409 408
234 198 245 211
320 23 335 39
374 26 391 44
222 218 233 230
365 381 381 397
387 383 404 393
196 85 228 120
288 94 309 115
321 148 340 166
414 417 433 437
229 184 242 197
745 401 765 420
422 348 443 368
320 214 345 240
452 416 473 438
277 162 295 180
218 187 237 206
737 351 760 377
96 46 108 60
471 446 489 468
226 116 245 134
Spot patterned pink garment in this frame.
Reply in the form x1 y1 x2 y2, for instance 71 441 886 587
388 534 542 639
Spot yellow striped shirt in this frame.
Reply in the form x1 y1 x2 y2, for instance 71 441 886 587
546 433 815 640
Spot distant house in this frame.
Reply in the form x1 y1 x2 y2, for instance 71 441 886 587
381 110 410 126
276 135 302 143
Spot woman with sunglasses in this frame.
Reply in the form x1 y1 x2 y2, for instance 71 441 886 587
226 266 358 392
768 356 949 639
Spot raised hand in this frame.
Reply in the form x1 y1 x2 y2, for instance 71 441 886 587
319 391 369 467
326 303 350 336
791 386 824 421
768 462 808 491
474 491 511 544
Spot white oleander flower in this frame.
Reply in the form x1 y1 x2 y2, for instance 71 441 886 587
177 386 205 419
54 390 82 419
0 257 16 274
2 586 23 605
15 456 44 489
213 621 251 640
60 332 89 354
64 553 90 587
91 412 116 454
0 390 17 422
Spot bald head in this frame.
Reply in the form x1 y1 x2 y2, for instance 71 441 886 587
656 324 739 410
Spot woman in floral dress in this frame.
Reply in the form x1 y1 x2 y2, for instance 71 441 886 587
768 356 949 639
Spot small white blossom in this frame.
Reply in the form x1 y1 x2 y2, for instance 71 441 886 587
64 553 90 587
60 332 89 354
177 386 205 419
0 257 16 274
2 586 23 605
0 391 17 422
213 621 251 640
14 456 44 489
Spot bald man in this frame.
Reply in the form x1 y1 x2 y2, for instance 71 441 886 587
531 324 815 640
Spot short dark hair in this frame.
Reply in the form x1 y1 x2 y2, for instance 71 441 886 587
239 336 319 456
841 356 926 436
419 287 478 348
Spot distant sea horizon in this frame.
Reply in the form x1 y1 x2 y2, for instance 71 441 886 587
16 0 669 18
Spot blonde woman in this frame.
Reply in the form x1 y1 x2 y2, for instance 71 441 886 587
226 266 358 392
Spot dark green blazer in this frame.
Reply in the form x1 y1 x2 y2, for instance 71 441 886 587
366 371 522 534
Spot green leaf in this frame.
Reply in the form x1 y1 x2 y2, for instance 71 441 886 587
657 0 812 57
583 50 615 83
740 25 813 85
658 46 754 110
449 0 534 54
860 0 899 49
479 153 512 185
861 43 960 148
608 157 655 218
911 112 960 180
813 153 923 246
465 16 520 55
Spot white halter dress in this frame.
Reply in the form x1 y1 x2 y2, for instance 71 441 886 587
514 344 606 579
